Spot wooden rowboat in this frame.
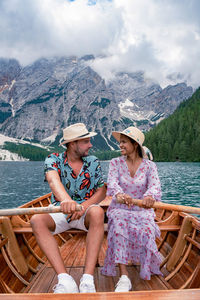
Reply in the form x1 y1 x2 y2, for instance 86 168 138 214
1 193 200 299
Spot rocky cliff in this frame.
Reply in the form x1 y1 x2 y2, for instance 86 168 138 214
0 56 193 150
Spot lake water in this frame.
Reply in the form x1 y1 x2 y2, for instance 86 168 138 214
0 161 200 210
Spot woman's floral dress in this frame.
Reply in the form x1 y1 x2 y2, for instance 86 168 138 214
101 156 162 280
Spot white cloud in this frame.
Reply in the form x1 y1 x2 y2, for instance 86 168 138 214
0 0 122 62
0 0 200 88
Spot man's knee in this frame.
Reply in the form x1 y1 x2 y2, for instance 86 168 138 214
86 206 104 225
30 214 55 233
30 214 40 229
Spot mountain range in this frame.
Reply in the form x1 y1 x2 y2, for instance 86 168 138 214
0 55 194 155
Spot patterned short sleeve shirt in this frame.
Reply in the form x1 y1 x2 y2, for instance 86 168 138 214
44 152 104 205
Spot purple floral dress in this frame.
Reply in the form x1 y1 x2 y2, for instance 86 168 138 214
101 156 162 280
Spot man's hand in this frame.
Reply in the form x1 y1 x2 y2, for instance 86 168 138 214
67 209 85 222
60 199 77 214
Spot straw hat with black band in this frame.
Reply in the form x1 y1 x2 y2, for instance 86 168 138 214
60 123 97 145
112 126 145 157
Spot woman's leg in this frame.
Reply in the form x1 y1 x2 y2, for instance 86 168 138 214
119 263 129 276
115 263 132 292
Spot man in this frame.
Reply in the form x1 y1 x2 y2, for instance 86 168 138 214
31 123 106 293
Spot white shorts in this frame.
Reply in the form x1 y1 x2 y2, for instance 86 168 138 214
49 204 100 235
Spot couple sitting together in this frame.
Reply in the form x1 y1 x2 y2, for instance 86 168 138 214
31 122 162 294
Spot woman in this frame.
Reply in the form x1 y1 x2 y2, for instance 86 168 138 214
101 126 162 292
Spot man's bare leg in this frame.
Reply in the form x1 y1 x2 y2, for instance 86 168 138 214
84 206 105 274
31 214 79 293
79 206 104 292
30 214 66 274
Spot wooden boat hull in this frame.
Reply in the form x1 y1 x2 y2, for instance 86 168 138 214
1 193 200 297
1 289 200 299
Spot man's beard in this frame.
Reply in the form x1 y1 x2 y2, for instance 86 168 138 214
77 148 90 158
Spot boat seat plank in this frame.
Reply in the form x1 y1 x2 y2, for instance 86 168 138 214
159 225 181 231
13 227 33 234
13 227 86 234
1 289 200 299
13 224 108 234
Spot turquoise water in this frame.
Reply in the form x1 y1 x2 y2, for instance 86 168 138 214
0 161 200 210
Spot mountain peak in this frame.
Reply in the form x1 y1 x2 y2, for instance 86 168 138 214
0 55 194 151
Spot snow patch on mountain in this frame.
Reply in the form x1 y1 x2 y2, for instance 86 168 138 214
101 134 115 151
41 129 59 144
118 98 156 121
0 134 49 149
0 149 28 161
0 134 52 161
0 134 20 146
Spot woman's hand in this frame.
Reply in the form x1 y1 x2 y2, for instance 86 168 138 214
142 196 155 208
116 193 124 202
116 193 132 207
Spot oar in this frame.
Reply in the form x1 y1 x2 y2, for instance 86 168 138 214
0 204 83 216
116 198 200 215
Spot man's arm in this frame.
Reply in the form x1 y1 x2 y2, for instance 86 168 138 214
69 184 106 221
46 170 77 214
82 184 106 211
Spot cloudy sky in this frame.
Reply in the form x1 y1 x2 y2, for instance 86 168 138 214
0 0 200 88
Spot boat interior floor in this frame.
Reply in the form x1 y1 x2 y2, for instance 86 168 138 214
24 233 169 294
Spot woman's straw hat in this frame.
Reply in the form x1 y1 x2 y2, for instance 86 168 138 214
60 123 97 145
112 126 145 157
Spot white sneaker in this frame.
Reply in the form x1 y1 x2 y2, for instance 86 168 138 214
115 275 132 292
53 276 79 293
79 277 96 293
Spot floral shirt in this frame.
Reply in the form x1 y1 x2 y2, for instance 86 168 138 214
44 152 104 205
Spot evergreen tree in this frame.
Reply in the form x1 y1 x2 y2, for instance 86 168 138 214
145 87 200 162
